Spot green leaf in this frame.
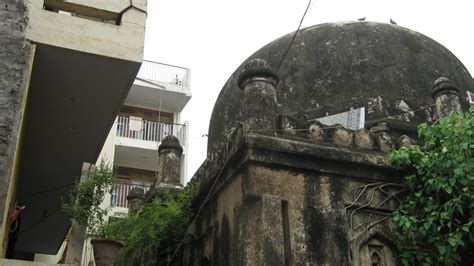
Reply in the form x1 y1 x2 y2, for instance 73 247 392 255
438 245 447 255
448 237 458 247
423 222 430 231
449 178 456 186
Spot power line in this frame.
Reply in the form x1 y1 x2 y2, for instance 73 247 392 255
17 183 75 199
276 0 312 72
18 206 62 235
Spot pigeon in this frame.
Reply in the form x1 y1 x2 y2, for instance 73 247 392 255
390 18 397 25
358 17 366 21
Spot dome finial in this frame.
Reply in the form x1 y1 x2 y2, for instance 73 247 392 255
432 76 462 119
238 58 279 89
432 76 459 98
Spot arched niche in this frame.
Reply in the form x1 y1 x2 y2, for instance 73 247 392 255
358 237 395 266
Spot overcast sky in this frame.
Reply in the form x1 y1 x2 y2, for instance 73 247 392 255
142 0 474 181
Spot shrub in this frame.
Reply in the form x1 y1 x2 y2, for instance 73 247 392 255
390 107 474 265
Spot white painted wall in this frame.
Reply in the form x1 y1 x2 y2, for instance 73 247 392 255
97 119 117 211
181 121 190 184
97 119 117 166
33 241 66 263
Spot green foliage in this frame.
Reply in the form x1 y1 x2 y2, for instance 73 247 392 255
389 107 474 265
102 181 199 265
62 161 115 236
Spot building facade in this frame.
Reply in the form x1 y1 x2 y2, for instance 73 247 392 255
77 60 191 265
101 60 191 218
0 0 147 262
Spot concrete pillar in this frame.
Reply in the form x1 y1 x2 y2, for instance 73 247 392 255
432 77 462 119
126 187 144 216
237 58 279 134
156 135 183 187
0 1 34 257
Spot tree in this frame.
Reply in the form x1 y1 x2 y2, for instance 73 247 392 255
103 182 199 265
61 161 114 264
389 107 474 265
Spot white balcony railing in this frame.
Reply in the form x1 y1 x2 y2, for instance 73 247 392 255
116 115 186 145
137 60 191 88
111 181 152 208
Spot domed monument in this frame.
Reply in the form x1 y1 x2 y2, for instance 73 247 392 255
180 22 471 265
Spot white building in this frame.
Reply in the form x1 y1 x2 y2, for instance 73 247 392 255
100 60 191 217
77 60 191 266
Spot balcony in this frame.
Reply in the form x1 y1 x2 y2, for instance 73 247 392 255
113 115 188 181
111 181 152 208
127 61 192 112
138 60 191 88
116 115 187 145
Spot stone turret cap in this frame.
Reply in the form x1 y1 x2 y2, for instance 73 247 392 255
432 77 460 98
127 187 144 200
237 58 279 89
158 135 183 154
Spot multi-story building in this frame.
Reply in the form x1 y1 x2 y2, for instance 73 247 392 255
102 60 191 217
0 0 147 263
78 60 190 266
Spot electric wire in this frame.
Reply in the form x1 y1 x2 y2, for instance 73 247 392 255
175 8 321 246
276 0 312 72
17 183 75 199
17 206 62 235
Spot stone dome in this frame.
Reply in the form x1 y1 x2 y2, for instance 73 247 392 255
208 21 472 151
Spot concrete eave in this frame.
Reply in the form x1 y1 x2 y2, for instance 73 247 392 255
126 79 191 113
13 44 141 254
25 0 146 62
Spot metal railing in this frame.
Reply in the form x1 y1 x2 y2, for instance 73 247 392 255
137 60 191 88
116 115 186 145
111 181 152 208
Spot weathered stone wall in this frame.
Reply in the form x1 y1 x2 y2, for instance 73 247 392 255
187 173 244 265
0 0 32 227
179 132 403 265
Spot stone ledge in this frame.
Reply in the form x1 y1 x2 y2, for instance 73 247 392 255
0 259 70 266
